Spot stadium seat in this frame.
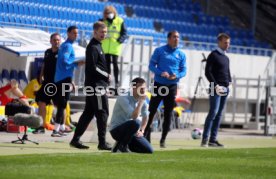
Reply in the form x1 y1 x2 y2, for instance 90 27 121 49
10 70 19 82
18 70 29 91
1 69 10 86
0 73 3 88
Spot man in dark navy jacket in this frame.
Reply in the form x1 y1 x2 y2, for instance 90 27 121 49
201 33 232 147
70 21 111 150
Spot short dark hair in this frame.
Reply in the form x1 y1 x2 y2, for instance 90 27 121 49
50 32 60 40
67 26 78 33
217 33 230 41
93 21 107 31
131 77 146 87
167 30 179 38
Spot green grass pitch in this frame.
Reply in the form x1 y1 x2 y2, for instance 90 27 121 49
0 148 275 179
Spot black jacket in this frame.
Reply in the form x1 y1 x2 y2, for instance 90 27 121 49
43 48 58 83
205 49 232 87
85 38 109 87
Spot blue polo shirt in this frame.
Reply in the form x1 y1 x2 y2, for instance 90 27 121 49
149 44 187 85
109 92 149 131
54 39 78 82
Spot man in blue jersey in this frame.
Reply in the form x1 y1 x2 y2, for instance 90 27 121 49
201 33 231 148
144 30 187 148
52 26 85 137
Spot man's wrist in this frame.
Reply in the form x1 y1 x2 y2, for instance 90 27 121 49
139 129 144 133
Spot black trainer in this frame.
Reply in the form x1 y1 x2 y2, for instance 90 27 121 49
111 142 121 153
160 141 166 148
208 140 224 147
119 145 131 153
201 139 208 147
98 142 112 151
70 140 89 149
32 127 45 134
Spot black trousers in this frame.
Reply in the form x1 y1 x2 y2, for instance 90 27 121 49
53 77 72 125
144 82 177 143
72 93 109 145
105 54 119 84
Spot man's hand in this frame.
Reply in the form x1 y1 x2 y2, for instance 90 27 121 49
215 85 227 96
136 130 144 137
168 73 176 80
138 95 147 102
77 60 85 66
161 72 170 78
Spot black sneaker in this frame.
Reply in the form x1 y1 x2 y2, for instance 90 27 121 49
160 141 166 148
201 139 208 147
111 142 121 153
98 142 112 151
32 127 45 134
118 145 131 153
70 140 89 149
208 140 224 147
51 130 66 137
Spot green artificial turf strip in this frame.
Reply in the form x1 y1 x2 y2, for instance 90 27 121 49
0 148 276 179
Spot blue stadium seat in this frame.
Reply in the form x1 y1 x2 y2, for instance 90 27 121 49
0 2 7 13
0 72 2 88
7 3 14 13
10 69 19 82
13 3 19 14
14 16 20 25
18 70 28 91
1 69 10 86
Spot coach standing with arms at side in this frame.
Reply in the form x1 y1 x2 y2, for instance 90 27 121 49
70 22 111 150
144 30 187 148
100 5 127 88
201 33 232 148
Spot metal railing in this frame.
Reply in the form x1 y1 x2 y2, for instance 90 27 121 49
119 35 153 87
222 51 275 129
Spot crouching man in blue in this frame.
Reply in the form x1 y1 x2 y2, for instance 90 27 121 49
109 77 153 153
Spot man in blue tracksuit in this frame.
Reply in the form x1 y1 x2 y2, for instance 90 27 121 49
52 26 85 137
144 30 187 148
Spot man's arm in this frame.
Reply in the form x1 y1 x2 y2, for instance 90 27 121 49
117 95 146 120
39 64 44 84
131 96 146 119
205 53 217 85
140 116 148 132
149 48 163 76
135 100 148 137
177 53 187 79
62 44 78 69
228 68 232 84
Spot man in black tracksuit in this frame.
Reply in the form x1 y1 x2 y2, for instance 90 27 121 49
70 22 111 150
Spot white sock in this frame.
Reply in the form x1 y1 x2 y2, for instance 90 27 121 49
60 124 66 131
54 123 60 132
